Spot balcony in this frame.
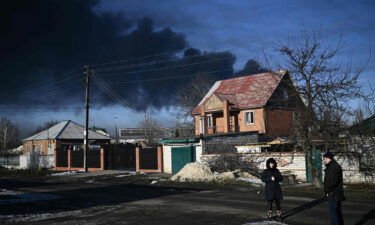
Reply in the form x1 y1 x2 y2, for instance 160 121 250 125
206 125 240 134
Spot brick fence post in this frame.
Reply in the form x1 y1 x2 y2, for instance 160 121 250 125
157 146 163 173
100 148 105 170
54 149 57 170
136 147 140 172
68 149 72 170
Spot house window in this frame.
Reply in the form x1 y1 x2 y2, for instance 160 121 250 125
39 144 43 153
283 90 288 99
27 145 30 152
293 111 300 123
32 145 36 152
244 111 255 125
207 115 213 128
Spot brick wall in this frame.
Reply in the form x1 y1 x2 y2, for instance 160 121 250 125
265 109 294 137
23 140 55 155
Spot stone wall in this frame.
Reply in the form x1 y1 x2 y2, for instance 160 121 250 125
201 152 375 184
203 132 258 154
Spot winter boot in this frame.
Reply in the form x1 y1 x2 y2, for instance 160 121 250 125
267 210 273 218
276 210 282 220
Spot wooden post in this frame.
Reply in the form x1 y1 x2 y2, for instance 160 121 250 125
157 146 163 173
135 147 140 172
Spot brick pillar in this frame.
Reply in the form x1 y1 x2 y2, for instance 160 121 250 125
157 146 163 173
135 147 140 172
223 100 230 133
54 149 57 170
201 112 206 135
100 148 105 170
68 149 72 170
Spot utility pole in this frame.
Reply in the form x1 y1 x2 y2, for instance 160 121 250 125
83 65 91 172
114 116 119 144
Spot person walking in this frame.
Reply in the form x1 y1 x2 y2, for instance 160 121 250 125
323 152 345 225
261 158 284 219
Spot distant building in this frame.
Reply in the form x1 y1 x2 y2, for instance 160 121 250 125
118 128 173 144
22 120 111 155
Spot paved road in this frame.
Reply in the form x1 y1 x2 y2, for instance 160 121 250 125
0 174 374 225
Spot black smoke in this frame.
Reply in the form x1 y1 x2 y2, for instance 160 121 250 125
0 0 262 113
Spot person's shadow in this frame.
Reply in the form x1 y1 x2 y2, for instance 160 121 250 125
281 197 326 220
354 209 375 225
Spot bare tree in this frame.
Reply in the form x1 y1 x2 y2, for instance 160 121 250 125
175 121 195 137
177 74 217 119
267 29 370 187
0 117 19 153
28 120 60 137
139 113 165 146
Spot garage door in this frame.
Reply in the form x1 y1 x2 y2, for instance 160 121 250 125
171 146 196 174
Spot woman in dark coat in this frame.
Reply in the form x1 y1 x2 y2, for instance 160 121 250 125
261 158 284 218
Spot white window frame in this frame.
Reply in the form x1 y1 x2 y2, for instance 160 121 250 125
244 111 255 125
39 144 43 153
32 144 36 152
207 115 213 128
27 145 30 152
199 116 205 134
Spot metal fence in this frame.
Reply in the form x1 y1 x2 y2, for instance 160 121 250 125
0 155 20 167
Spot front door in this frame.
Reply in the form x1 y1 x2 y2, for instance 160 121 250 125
171 146 196 174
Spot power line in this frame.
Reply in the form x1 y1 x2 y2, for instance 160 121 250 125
92 72 136 112
100 68 233 85
0 73 82 98
0 68 82 96
96 55 234 77
89 30 283 70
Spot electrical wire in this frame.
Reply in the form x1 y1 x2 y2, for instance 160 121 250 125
95 55 234 76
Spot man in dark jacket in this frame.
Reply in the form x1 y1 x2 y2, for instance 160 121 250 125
323 152 345 225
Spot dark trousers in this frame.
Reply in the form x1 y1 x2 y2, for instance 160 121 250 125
267 199 281 211
328 200 344 225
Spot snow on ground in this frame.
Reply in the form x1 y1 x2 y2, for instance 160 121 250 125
0 189 60 204
0 210 83 223
115 171 139 177
51 171 78 176
237 177 264 184
242 221 288 225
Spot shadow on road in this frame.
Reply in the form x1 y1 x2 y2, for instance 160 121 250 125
281 197 326 220
0 178 62 189
0 180 206 217
354 208 375 225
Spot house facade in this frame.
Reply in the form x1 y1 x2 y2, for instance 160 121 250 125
21 120 111 170
192 70 305 137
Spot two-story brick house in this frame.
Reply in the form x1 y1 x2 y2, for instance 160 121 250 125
192 69 305 137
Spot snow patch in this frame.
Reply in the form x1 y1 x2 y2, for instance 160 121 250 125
237 177 263 184
51 171 78 176
242 221 288 225
0 189 60 204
